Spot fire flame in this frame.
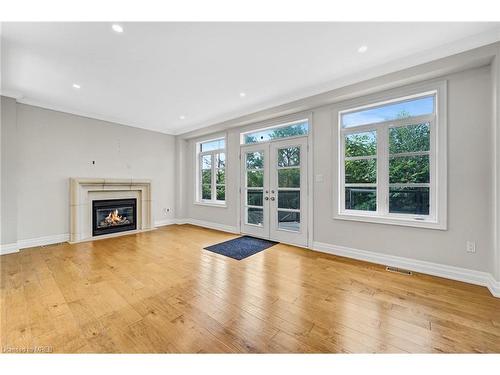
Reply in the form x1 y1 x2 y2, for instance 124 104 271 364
105 209 126 225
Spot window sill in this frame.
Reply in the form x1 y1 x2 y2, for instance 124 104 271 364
194 201 227 208
334 212 446 230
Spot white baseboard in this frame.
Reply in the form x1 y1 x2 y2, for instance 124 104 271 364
487 274 500 297
1 234 70 255
312 241 500 298
178 218 239 234
154 219 177 227
0 242 19 255
17 234 70 250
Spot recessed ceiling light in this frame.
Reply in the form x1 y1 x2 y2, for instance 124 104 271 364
112 24 124 33
179 115 186 120
358 45 368 53
239 92 246 97
72 83 81 89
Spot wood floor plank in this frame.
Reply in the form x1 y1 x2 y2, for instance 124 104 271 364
1 224 499 353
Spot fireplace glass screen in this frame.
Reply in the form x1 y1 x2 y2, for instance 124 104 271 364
92 198 137 236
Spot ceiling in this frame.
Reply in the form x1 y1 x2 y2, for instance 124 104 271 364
2 22 500 135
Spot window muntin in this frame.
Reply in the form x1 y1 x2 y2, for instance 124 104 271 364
339 91 438 222
197 138 226 204
241 120 308 144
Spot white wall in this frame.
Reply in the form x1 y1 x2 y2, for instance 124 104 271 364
493 45 500 281
1 96 18 245
2 102 176 245
180 65 495 275
174 137 188 220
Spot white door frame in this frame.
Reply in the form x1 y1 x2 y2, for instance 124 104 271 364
237 113 314 248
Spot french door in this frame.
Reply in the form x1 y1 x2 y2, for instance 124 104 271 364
240 137 308 247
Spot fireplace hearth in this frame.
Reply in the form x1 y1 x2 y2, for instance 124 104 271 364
92 198 137 237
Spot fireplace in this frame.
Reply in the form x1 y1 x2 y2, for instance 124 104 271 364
92 198 137 237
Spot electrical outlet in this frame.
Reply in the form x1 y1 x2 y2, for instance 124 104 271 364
466 241 476 253
163 208 171 216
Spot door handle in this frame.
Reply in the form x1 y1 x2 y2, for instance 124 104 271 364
264 196 269 200
270 197 275 201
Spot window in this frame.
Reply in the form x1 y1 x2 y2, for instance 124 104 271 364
337 85 447 229
197 138 226 205
241 119 308 144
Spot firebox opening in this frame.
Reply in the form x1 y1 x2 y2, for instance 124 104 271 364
92 198 137 237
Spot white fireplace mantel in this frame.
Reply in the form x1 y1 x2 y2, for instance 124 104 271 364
69 178 153 243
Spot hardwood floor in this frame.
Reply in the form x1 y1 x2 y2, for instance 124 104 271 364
1 224 500 353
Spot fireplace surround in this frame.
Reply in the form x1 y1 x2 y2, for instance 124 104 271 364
70 178 153 243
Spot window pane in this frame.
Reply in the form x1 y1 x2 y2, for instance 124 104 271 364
247 170 263 187
342 95 434 128
278 147 300 167
202 184 211 200
278 191 300 210
247 190 263 206
216 185 225 201
389 123 430 154
278 211 300 232
345 187 376 211
389 155 429 184
246 151 264 169
345 132 376 157
278 168 300 188
216 169 225 184
389 187 429 215
247 208 263 226
243 121 308 144
201 154 211 169
201 169 212 184
216 152 226 168
345 159 376 184
201 139 225 152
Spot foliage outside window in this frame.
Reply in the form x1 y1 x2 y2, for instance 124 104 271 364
197 138 226 204
339 91 440 224
241 120 308 144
